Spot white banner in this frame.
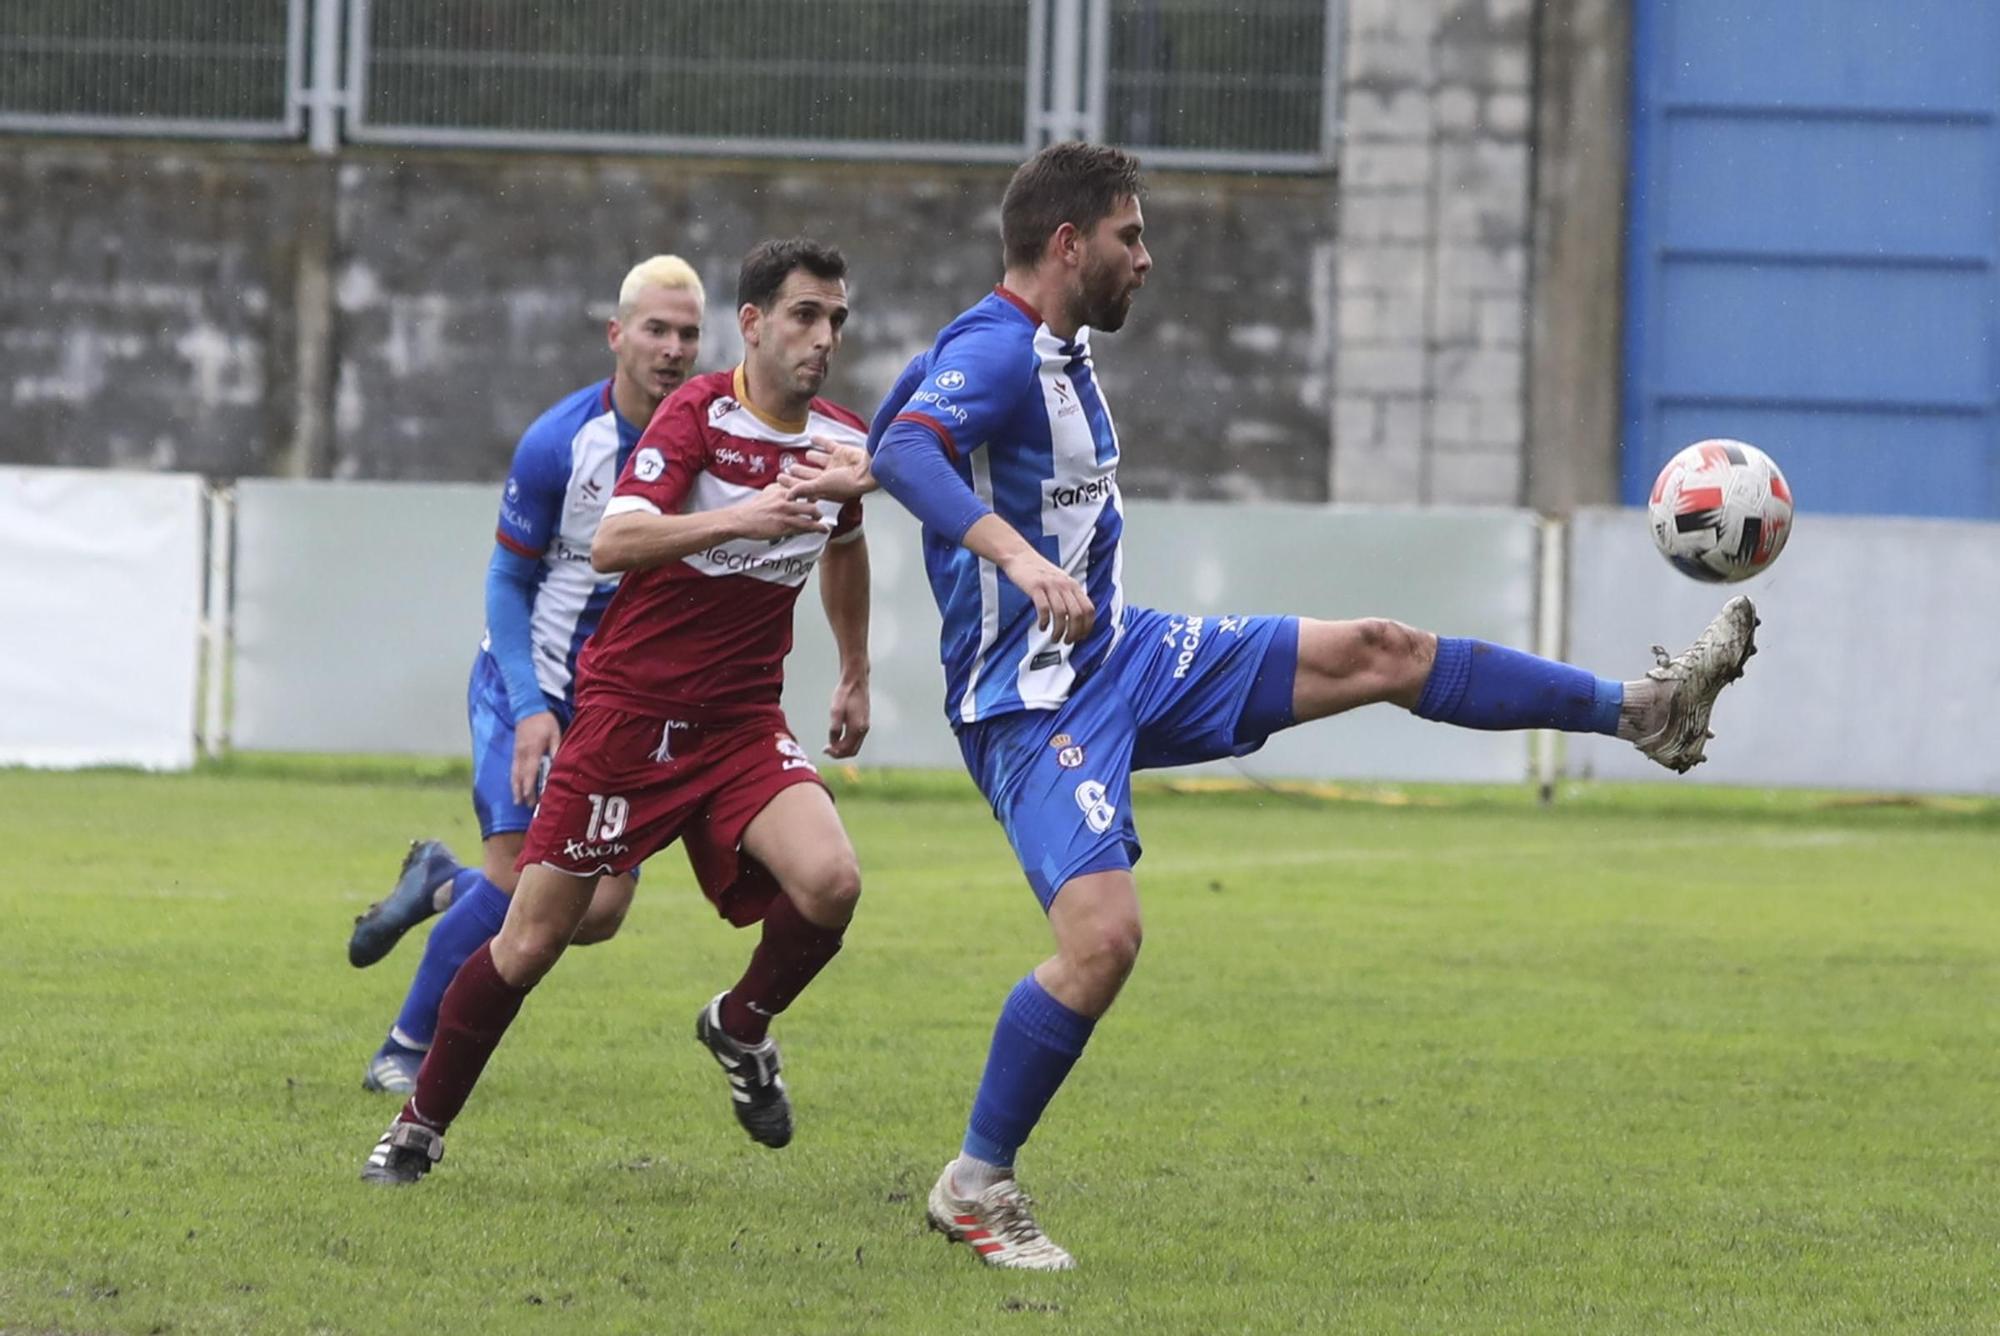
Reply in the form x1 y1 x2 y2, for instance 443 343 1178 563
231 480 494 754
0 466 205 769
210 481 2000 794
225 482 1541 783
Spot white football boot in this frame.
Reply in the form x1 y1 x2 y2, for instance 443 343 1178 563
926 1162 1076 1270
1632 595 1759 773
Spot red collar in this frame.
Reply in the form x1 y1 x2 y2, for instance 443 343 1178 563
993 284 1043 326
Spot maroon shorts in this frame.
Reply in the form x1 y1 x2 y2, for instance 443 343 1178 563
516 703 828 926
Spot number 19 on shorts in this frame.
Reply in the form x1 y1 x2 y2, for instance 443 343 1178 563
584 793 629 841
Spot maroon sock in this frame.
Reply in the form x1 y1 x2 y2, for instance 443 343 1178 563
398 942 532 1133
718 894 847 1044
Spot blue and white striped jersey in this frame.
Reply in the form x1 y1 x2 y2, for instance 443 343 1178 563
871 287 1126 725
488 379 643 704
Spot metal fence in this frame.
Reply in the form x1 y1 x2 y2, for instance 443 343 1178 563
0 0 1339 171
346 0 1038 161
1109 0 1337 167
0 0 303 138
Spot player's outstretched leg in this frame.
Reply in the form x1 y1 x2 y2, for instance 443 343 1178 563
348 839 463 968
694 783 860 1150
1293 597 1758 773
1407 596 1760 772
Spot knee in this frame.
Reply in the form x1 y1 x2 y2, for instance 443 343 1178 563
1349 617 1429 671
1305 617 1432 690
491 920 570 986
571 898 628 946
480 851 521 895
788 852 862 928
1069 916 1143 987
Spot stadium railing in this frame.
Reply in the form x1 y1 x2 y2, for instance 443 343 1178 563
0 0 305 140
0 0 1342 173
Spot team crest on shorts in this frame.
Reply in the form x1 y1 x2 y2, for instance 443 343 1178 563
1049 734 1073 749
1057 744 1085 769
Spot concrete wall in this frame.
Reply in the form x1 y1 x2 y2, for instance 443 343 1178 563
2 141 1336 499
1331 0 1545 505
0 146 320 476
1526 0 1629 513
0 0 1557 506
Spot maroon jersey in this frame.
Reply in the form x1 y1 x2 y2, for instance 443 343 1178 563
573 368 865 719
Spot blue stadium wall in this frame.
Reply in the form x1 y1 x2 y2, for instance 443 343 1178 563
1623 0 2000 518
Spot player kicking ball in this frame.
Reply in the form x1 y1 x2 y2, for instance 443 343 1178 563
854 143 1758 1269
362 239 875 1184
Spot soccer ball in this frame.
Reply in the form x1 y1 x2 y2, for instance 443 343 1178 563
1647 439 1793 583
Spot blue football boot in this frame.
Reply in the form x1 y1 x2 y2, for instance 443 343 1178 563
362 1041 424 1095
347 839 460 968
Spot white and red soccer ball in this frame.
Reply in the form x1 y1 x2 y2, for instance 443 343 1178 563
1647 438 1793 583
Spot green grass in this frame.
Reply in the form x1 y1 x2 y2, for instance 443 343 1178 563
1 763 1996 1334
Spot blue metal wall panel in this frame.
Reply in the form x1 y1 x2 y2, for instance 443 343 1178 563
1624 0 2000 518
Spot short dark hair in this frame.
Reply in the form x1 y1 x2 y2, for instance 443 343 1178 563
736 238 848 310
1000 142 1145 268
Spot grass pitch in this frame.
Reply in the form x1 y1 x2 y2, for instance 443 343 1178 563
1 760 1996 1334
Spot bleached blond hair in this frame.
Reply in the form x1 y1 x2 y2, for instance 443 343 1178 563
617 254 706 320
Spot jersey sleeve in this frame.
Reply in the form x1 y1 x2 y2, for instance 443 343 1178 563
828 496 864 544
866 351 931 454
494 419 573 557
875 323 1032 457
484 545 551 722
606 389 707 519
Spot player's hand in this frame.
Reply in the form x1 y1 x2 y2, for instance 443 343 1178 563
783 437 876 502
999 549 1095 645
737 482 829 540
826 674 871 759
511 710 561 806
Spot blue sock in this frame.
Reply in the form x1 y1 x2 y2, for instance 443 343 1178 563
962 975 1097 1169
1415 637 1623 735
386 869 510 1052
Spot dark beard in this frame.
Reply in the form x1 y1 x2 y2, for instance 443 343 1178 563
1073 256 1133 333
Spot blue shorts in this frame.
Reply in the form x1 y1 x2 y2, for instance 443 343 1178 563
467 651 571 840
957 608 1300 908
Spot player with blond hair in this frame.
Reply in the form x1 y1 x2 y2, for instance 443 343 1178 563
346 255 706 1095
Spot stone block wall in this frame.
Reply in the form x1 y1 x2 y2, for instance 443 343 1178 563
1 0 1557 506
1331 0 1539 505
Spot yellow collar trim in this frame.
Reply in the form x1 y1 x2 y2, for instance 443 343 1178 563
732 365 809 435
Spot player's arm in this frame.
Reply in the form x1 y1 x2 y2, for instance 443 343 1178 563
490 429 570 803
592 489 823 574
872 415 1095 646
592 401 825 575
818 518 871 759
